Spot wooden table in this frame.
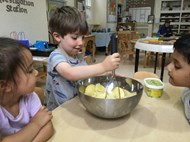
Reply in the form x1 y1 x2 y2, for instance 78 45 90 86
91 32 115 55
48 82 190 142
82 35 96 63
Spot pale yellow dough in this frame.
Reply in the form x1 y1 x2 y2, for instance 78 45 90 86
83 83 137 99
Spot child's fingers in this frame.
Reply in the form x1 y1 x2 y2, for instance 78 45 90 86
44 107 49 112
40 106 52 115
112 53 120 58
40 106 46 110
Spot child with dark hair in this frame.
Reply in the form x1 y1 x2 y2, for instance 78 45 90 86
167 34 190 123
45 6 120 110
0 37 54 141
157 20 173 37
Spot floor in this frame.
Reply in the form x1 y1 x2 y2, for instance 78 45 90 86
94 49 170 83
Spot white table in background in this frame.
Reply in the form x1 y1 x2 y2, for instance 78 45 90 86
134 38 174 81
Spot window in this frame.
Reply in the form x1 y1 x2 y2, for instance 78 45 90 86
85 0 91 7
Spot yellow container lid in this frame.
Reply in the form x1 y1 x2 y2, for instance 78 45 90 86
144 78 164 90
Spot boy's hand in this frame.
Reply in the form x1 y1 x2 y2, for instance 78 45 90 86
30 106 53 128
102 53 120 72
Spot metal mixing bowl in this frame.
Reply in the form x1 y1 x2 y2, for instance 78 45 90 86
77 75 143 119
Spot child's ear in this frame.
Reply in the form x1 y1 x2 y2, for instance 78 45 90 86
52 32 62 43
0 81 12 93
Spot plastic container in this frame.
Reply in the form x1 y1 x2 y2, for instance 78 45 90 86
144 78 164 98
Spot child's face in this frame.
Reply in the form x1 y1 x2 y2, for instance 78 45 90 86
167 50 190 88
58 32 84 57
13 50 38 96
165 22 170 27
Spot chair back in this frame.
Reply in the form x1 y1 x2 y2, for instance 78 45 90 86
34 87 45 104
133 71 159 80
117 31 132 52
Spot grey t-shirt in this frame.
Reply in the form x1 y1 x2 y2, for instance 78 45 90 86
45 49 86 110
182 87 190 123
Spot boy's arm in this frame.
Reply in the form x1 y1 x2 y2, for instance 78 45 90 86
56 53 120 81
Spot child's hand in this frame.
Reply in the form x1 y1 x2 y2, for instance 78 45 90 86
102 53 120 72
97 71 112 76
30 106 53 128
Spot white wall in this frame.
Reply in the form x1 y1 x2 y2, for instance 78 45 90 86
85 0 95 25
67 0 98 27
0 0 48 44
93 0 107 28
94 0 117 31
153 0 162 33
67 0 117 31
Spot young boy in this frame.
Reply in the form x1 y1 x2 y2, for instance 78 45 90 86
167 34 190 123
45 6 120 110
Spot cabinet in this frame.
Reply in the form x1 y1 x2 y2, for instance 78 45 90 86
159 0 190 35
117 22 136 31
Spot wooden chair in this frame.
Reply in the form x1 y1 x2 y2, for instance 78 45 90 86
117 31 134 62
34 87 45 104
84 55 92 65
82 35 96 64
34 62 47 87
133 71 159 80
117 31 141 63
143 52 162 68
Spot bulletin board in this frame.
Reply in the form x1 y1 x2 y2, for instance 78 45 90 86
48 1 66 19
107 0 117 23
126 0 154 14
129 7 151 23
